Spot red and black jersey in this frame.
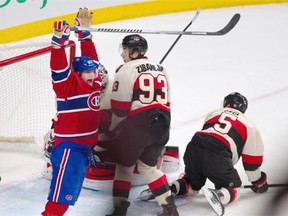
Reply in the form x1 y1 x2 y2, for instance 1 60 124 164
196 107 264 182
110 58 171 119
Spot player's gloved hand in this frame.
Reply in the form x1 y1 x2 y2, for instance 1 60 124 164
42 128 54 163
74 7 93 41
98 63 109 90
251 171 268 193
51 21 70 47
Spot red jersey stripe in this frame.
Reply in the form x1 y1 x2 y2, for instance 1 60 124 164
242 154 263 165
148 174 168 191
114 180 131 190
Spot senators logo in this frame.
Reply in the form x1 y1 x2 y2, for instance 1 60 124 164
88 91 101 111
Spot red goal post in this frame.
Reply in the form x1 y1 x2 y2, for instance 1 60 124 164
0 40 76 152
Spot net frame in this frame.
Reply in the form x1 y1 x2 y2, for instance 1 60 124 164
0 40 76 152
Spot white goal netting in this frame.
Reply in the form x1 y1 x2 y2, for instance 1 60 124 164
0 39 75 153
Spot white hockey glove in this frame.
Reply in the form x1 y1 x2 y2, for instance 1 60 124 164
51 21 70 47
98 63 109 90
42 129 54 162
74 7 93 41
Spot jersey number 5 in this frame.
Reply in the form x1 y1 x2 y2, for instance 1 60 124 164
138 73 168 104
214 113 237 134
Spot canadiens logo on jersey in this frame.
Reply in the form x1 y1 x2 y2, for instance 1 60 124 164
65 194 73 201
88 91 101 111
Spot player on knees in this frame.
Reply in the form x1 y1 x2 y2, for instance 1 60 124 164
171 92 268 216
103 34 178 216
41 8 103 216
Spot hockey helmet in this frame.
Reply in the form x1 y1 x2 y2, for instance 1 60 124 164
72 56 99 75
122 34 148 57
223 92 248 113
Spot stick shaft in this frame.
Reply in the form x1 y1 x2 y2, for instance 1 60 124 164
70 13 240 36
159 8 200 64
243 184 288 188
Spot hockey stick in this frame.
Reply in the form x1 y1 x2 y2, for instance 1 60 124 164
243 183 288 188
70 13 240 36
159 8 200 64
139 183 288 201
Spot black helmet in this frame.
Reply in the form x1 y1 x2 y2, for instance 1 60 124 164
223 92 248 113
122 34 148 57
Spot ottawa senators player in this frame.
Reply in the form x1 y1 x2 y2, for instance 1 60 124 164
104 34 178 216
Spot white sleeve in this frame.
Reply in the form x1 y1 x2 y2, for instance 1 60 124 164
242 123 264 182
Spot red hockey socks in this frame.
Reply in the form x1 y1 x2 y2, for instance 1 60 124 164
41 201 69 216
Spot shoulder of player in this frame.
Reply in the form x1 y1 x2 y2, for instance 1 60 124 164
205 108 241 120
221 107 256 127
121 59 165 73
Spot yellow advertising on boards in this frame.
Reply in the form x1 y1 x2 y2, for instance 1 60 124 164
0 0 288 43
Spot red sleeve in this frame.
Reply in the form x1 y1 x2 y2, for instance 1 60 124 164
50 47 68 71
80 41 99 62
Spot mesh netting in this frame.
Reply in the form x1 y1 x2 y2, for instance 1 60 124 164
0 39 74 151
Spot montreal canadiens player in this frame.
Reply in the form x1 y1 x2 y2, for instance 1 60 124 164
41 8 102 216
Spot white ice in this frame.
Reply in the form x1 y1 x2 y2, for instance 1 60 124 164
1 3 288 216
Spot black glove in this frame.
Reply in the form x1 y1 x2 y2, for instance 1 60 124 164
251 171 268 193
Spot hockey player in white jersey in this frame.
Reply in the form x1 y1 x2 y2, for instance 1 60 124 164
104 34 178 216
139 92 268 216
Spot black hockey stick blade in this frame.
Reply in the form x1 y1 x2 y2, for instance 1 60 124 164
243 183 288 188
205 13 240 36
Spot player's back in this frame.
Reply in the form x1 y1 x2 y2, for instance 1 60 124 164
111 58 171 117
196 107 250 164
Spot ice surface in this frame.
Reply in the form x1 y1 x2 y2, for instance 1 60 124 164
1 3 288 216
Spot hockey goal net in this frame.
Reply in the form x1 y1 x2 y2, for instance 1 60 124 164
0 39 76 153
